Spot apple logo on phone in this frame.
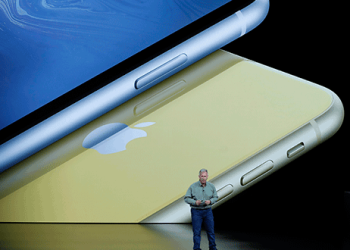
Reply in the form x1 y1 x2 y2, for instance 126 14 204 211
82 122 155 154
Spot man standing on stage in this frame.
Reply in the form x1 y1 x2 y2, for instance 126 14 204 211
184 169 218 250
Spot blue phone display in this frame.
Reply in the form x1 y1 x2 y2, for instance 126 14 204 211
0 0 229 130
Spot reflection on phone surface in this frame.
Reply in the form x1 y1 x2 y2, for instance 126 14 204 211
0 50 241 211
0 50 339 223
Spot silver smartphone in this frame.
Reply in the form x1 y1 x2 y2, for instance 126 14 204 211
0 50 343 223
0 0 269 172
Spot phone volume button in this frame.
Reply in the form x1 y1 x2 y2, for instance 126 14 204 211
287 143 305 158
241 160 274 186
135 54 188 89
217 184 234 201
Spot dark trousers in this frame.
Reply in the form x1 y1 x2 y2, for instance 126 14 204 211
191 208 217 250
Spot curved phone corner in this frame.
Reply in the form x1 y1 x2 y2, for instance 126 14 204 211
241 0 270 35
315 90 344 143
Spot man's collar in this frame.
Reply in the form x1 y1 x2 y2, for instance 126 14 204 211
198 181 207 187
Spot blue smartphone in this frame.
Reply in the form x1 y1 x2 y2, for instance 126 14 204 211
0 0 269 172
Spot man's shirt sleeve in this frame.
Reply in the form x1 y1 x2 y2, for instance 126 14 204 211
184 185 196 205
210 184 218 205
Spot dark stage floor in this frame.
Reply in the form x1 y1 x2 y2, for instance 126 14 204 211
0 223 348 250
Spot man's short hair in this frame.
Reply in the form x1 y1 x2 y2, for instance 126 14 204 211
199 169 208 175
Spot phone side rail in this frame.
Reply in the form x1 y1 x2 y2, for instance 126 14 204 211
0 0 269 172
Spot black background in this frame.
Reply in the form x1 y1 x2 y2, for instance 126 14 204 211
215 0 348 246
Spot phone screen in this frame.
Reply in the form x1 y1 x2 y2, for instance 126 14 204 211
0 0 244 138
0 52 332 223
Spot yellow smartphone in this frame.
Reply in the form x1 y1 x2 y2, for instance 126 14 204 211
0 50 343 223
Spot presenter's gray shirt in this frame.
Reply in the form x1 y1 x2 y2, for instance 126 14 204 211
184 181 218 209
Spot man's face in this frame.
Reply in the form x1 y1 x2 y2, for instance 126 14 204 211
199 171 208 185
